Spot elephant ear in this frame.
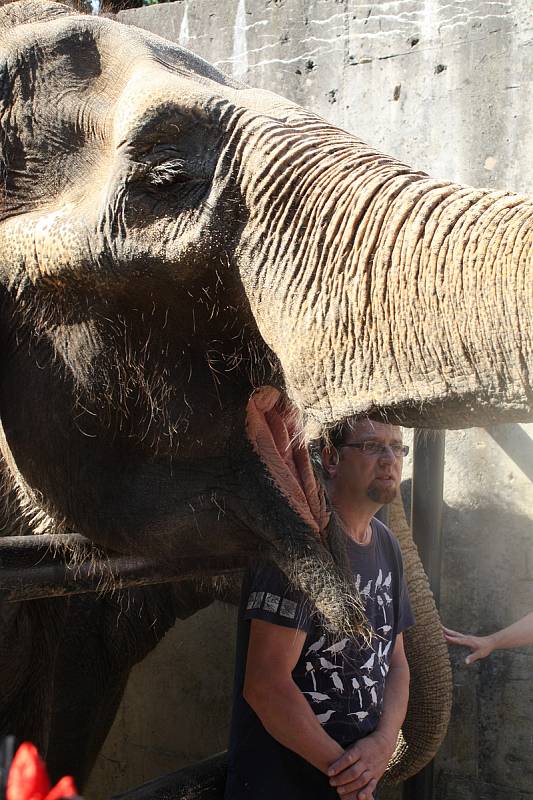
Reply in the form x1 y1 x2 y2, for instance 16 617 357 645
382 493 452 784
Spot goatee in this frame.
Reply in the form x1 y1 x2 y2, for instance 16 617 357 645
367 484 397 505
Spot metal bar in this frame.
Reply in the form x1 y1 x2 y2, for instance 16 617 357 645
0 534 256 602
112 751 227 800
402 429 446 800
409 429 446 602
0 533 94 564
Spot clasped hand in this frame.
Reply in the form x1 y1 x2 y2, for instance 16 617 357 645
327 731 395 800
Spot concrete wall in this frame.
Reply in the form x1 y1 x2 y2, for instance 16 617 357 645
86 600 238 798
87 2 533 798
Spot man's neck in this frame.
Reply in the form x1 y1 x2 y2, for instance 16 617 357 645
333 497 381 544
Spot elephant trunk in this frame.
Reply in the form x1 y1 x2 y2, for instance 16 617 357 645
236 115 533 433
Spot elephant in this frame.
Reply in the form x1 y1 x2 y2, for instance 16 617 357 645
0 0 531 792
0 459 231 788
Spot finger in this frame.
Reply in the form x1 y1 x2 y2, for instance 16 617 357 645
335 770 373 794
466 651 483 665
443 631 465 643
330 763 368 787
357 778 377 800
445 634 475 648
444 630 472 644
443 627 463 637
328 749 361 777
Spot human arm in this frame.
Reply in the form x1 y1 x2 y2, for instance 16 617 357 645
243 618 345 773
444 613 533 664
327 633 410 800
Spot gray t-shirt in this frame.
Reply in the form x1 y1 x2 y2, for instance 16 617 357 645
225 518 415 799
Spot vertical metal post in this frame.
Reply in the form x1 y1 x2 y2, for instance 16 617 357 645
410 429 446 602
402 429 446 800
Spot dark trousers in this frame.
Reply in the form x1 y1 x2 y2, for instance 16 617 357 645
225 744 381 800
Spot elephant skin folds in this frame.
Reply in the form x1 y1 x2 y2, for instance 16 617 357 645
0 0 528 788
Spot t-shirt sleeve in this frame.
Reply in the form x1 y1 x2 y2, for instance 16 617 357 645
243 561 313 633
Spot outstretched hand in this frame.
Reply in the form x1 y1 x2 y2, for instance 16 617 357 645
327 730 395 800
443 626 495 664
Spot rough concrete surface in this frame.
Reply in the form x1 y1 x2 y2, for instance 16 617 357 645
87 2 533 798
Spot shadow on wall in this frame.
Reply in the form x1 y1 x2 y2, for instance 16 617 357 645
438 503 533 794
435 634 533 799
85 600 240 800
401 465 533 799
485 424 533 483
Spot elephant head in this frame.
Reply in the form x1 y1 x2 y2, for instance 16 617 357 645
0 0 531 781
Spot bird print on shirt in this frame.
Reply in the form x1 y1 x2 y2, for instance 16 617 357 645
306 635 326 656
331 672 344 693
348 711 369 721
305 661 317 692
323 638 350 656
361 652 375 672
361 580 373 600
376 595 387 623
303 691 330 703
352 677 363 707
319 657 338 671
299 562 397 732
316 709 336 725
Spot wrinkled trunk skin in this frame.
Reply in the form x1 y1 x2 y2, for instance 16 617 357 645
0 5 529 786
382 494 452 783
235 115 532 435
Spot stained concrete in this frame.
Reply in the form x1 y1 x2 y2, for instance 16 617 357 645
87 2 533 798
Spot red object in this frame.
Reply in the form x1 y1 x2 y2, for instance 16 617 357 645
6 743 78 800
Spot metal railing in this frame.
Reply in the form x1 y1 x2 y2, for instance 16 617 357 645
402 429 446 800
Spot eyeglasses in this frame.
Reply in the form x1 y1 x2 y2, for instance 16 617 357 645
339 442 409 458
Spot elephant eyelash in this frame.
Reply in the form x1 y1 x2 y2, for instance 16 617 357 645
146 158 191 187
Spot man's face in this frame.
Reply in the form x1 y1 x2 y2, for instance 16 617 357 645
332 419 404 507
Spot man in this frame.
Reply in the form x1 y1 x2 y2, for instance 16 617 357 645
225 418 414 800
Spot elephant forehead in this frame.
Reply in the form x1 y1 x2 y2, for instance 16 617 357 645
112 67 232 145
0 8 296 170
1 8 238 99
1 4 302 132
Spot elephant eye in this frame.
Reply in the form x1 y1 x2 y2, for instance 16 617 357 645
146 158 191 186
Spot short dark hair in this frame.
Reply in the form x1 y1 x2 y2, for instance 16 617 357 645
327 419 355 450
320 410 398 452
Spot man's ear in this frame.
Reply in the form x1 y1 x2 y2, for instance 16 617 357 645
321 446 339 476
